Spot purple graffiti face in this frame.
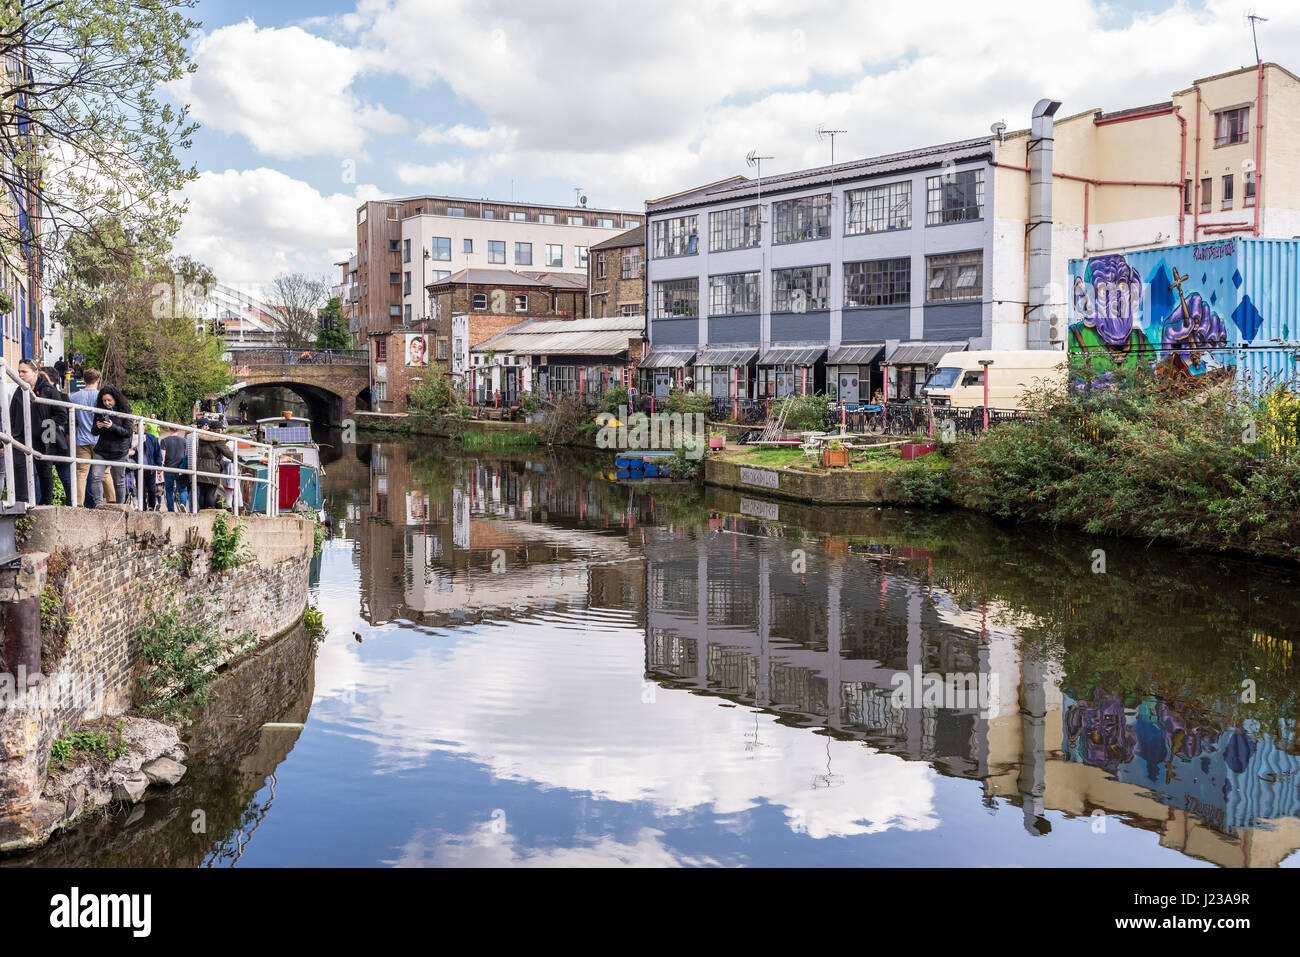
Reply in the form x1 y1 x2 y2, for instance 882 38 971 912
1075 255 1143 348
1161 292 1227 367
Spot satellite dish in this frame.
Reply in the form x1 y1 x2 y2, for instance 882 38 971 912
579 195 588 207
990 121 1007 142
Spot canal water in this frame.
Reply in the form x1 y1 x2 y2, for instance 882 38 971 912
11 437 1300 867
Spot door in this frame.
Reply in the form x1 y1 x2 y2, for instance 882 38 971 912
838 371 859 405
504 368 519 403
775 371 795 399
654 373 670 398
711 371 730 398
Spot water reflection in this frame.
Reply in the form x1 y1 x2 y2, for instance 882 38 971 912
12 439 1300 867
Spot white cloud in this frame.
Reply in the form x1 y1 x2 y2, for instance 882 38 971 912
173 19 406 160
173 167 380 287
326 0 1300 206
393 160 468 186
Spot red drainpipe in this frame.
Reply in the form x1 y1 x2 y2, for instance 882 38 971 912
1255 62 1264 237
1194 86 1202 239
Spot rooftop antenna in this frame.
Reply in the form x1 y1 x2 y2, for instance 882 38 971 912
573 186 583 207
746 150 773 215
1247 11 1267 64
815 125 847 166
990 120 1007 144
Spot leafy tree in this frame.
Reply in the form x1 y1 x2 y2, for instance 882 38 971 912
0 1 200 265
267 272 330 351
54 222 228 422
315 296 350 350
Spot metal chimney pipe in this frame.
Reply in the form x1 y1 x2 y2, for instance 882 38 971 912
1027 98 1062 349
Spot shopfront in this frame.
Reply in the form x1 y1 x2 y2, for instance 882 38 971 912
883 341 966 400
826 343 883 406
695 347 757 399
756 345 826 398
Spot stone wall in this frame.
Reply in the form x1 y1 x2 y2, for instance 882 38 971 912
0 505 313 850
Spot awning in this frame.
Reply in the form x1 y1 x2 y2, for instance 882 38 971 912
885 341 967 366
698 347 758 366
641 349 696 369
827 343 884 365
757 345 826 366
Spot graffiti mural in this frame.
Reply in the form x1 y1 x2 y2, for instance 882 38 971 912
1064 690 1300 833
1066 237 1300 394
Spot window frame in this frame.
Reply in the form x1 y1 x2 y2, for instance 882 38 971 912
472 292 488 310
925 250 983 303
845 181 912 235
1200 177 1212 213
925 168 984 226
652 278 699 319
843 257 911 307
708 271 761 316
1214 106 1250 147
514 241 532 266
546 244 564 267
771 194 832 245
514 294 528 312
488 240 506 264
651 215 700 258
771 264 831 313
430 236 451 261
709 205 761 252
1222 174 1235 209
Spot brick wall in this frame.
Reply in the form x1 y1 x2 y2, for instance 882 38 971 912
589 244 646 318
0 506 313 835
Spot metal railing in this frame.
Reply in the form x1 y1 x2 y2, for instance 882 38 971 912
228 348 367 366
0 358 282 517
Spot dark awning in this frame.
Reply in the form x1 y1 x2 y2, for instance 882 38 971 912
885 341 966 366
757 345 826 366
698 347 758 366
827 342 884 365
641 349 696 369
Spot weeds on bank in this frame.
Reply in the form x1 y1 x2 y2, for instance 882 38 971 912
209 513 250 571
135 597 225 727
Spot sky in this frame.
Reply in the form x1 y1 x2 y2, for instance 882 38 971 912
167 0 1297 291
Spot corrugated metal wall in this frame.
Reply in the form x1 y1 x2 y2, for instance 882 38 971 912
1236 239 1300 390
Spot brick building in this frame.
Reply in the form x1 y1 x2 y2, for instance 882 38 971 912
587 225 646 319
368 268 590 411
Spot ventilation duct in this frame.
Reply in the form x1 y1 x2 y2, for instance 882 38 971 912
1027 98 1062 348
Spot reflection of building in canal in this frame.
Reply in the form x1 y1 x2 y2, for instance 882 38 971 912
360 444 645 625
643 527 999 779
645 520 1300 867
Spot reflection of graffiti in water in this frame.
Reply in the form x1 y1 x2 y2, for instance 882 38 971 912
1065 690 1300 832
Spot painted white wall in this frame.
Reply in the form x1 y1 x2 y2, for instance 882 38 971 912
647 160 996 352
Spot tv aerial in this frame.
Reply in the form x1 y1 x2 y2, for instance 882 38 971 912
816 124 847 165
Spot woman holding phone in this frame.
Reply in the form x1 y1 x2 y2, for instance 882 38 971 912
88 386 132 507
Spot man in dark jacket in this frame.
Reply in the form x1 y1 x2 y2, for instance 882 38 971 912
31 365 72 505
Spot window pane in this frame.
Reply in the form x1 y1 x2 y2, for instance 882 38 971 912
432 237 451 260
489 241 506 264
845 182 911 235
844 258 910 306
708 272 760 315
926 169 984 225
925 251 982 302
709 205 761 251
771 265 830 312
652 215 700 257
772 194 831 244
653 278 699 318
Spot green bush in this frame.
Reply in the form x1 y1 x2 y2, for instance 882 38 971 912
663 389 711 418
304 605 325 642
776 392 831 432
209 513 250 571
136 598 225 726
884 458 953 507
948 367 1300 556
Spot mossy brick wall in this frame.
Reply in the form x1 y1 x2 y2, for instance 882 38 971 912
1 506 313 838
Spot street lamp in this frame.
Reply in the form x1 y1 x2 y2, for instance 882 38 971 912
978 359 993 431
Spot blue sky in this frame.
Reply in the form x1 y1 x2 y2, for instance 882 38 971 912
167 0 1293 289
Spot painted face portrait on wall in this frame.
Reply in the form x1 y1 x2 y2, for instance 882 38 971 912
1070 254 1148 371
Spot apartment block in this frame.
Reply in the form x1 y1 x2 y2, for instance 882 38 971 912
354 195 642 339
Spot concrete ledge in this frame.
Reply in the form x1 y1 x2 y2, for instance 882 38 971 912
704 457 894 506
23 506 313 568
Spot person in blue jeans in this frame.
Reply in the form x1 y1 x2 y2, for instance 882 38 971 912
159 424 189 512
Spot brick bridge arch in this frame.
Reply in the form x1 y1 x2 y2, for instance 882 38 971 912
230 350 370 426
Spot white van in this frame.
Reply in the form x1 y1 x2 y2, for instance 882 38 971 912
921 349 1066 411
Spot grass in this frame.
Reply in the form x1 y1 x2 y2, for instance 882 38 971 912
717 443 945 473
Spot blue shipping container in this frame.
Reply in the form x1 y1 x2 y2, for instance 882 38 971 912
1067 237 1300 392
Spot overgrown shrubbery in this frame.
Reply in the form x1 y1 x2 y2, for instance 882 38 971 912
884 458 953 507
947 360 1300 557
663 389 711 418
136 598 226 726
209 513 250 571
408 374 466 419
775 392 832 432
